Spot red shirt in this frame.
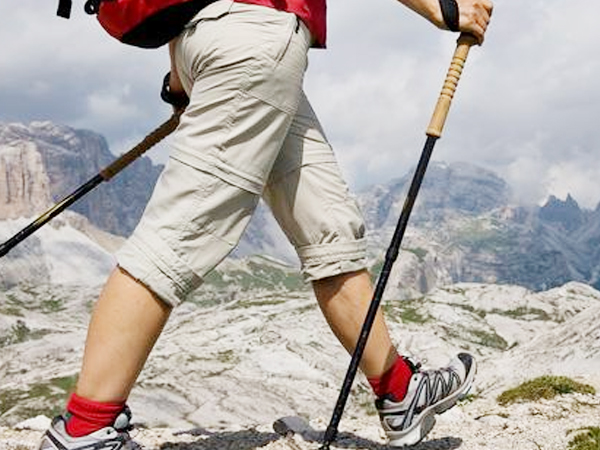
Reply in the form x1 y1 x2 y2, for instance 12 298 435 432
234 0 326 47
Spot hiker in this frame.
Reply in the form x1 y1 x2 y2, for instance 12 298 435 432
39 0 492 448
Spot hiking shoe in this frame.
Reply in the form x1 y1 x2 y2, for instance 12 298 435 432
376 352 476 447
38 406 140 450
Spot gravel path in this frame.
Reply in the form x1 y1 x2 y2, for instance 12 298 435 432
2 393 598 450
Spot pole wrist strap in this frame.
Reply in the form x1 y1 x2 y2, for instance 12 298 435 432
439 0 460 32
161 72 189 110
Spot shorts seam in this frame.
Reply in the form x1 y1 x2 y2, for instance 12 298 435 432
297 238 368 264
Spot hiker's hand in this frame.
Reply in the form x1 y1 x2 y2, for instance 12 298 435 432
440 0 493 44
160 71 189 112
398 0 492 45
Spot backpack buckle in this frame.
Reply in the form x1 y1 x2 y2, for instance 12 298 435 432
84 0 103 14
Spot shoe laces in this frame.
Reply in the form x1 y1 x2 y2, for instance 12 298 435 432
417 366 461 406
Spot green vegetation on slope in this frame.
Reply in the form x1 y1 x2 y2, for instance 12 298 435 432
497 376 596 406
568 427 600 450
0 375 78 423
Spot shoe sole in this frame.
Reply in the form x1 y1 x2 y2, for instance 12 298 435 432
386 353 477 447
387 413 436 447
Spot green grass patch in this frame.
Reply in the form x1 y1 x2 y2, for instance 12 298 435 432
493 306 552 321
442 326 508 350
469 329 508 350
0 320 50 347
0 305 24 317
383 300 431 324
215 349 239 364
453 223 518 253
0 375 78 423
204 259 306 292
568 427 600 450
399 306 430 324
497 376 596 406
40 296 65 313
232 297 286 309
442 286 467 295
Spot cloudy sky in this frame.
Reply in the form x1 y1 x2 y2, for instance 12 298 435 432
1 0 599 208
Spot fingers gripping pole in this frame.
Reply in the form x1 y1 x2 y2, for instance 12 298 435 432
426 34 477 138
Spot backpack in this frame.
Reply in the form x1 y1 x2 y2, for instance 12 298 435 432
57 0 213 48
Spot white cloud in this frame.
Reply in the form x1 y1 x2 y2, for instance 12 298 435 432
81 86 140 127
545 154 600 209
1 0 599 208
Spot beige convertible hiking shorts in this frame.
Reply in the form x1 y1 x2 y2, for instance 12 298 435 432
116 1 368 306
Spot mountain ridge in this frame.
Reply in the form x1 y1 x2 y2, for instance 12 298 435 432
1 122 600 450
2 120 600 294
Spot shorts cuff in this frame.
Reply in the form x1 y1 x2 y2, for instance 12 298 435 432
115 234 203 307
298 239 368 281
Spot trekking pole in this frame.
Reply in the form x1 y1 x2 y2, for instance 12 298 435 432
319 33 478 450
0 112 181 258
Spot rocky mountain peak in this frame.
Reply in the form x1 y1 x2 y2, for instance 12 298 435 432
0 140 52 219
539 193 584 232
0 121 163 236
360 161 512 229
2 120 600 294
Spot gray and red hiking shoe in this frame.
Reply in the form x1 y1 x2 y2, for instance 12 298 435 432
376 352 476 447
38 407 140 450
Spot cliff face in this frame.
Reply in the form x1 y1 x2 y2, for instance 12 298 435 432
2 120 600 295
0 121 163 236
0 140 52 219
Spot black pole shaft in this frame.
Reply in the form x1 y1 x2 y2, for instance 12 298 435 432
318 35 476 448
320 135 438 450
0 175 104 258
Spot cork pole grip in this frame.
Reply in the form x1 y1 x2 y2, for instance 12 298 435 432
100 111 181 180
426 34 477 138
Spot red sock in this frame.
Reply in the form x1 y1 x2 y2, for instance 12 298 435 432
65 393 126 437
367 355 414 401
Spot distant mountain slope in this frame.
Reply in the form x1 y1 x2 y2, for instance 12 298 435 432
358 162 600 293
2 121 600 293
0 212 120 289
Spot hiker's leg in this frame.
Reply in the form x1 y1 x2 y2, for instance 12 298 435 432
76 267 171 402
264 94 397 377
76 0 312 410
312 269 398 376
41 1 313 442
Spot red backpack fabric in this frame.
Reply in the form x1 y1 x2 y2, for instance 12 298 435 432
57 0 212 48
57 0 326 48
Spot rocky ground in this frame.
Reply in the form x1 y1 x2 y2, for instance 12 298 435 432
1 391 599 450
1 281 600 450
